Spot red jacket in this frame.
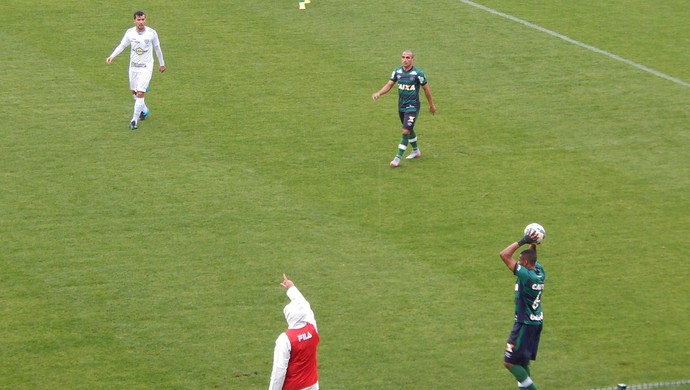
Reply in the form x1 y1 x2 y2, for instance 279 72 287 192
282 322 319 390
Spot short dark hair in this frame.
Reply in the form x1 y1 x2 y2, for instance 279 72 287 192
133 10 145 19
519 249 537 264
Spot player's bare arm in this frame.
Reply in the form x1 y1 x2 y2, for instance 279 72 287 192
499 232 539 271
422 84 436 114
499 242 520 271
372 80 395 101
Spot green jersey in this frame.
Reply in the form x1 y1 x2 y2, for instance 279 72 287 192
389 65 428 113
513 261 545 325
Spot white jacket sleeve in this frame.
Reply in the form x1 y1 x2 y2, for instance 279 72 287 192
286 286 317 332
268 333 290 390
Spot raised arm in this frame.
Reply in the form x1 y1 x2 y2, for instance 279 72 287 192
499 242 520 271
499 233 538 271
281 274 317 331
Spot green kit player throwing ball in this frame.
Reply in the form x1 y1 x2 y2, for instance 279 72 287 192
498 229 546 390
372 50 436 168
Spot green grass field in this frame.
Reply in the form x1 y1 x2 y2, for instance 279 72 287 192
1 1 689 389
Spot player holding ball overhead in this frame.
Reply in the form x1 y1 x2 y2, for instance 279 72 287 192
498 225 546 390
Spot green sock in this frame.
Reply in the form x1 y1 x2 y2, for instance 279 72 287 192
396 134 409 158
508 365 528 382
508 365 537 389
409 130 418 150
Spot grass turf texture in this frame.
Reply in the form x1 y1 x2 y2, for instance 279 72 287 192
1 0 689 389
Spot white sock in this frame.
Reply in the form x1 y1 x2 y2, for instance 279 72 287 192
133 98 146 121
518 377 533 388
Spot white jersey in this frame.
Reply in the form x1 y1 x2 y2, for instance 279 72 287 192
110 26 165 72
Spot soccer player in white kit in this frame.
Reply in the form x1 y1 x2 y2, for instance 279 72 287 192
299 0 311 10
106 11 166 130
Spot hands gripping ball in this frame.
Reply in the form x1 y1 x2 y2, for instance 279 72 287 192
523 223 546 244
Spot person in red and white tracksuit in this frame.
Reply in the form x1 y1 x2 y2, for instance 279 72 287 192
269 274 320 390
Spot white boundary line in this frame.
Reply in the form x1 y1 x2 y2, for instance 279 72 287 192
459 0 690 88
587 379 690 390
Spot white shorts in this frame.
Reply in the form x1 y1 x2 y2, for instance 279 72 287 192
129 69 153 93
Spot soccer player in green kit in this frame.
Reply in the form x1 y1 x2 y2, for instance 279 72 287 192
498 230 546 390
372 50 436 167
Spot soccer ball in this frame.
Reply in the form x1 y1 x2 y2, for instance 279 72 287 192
524 223 546 244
